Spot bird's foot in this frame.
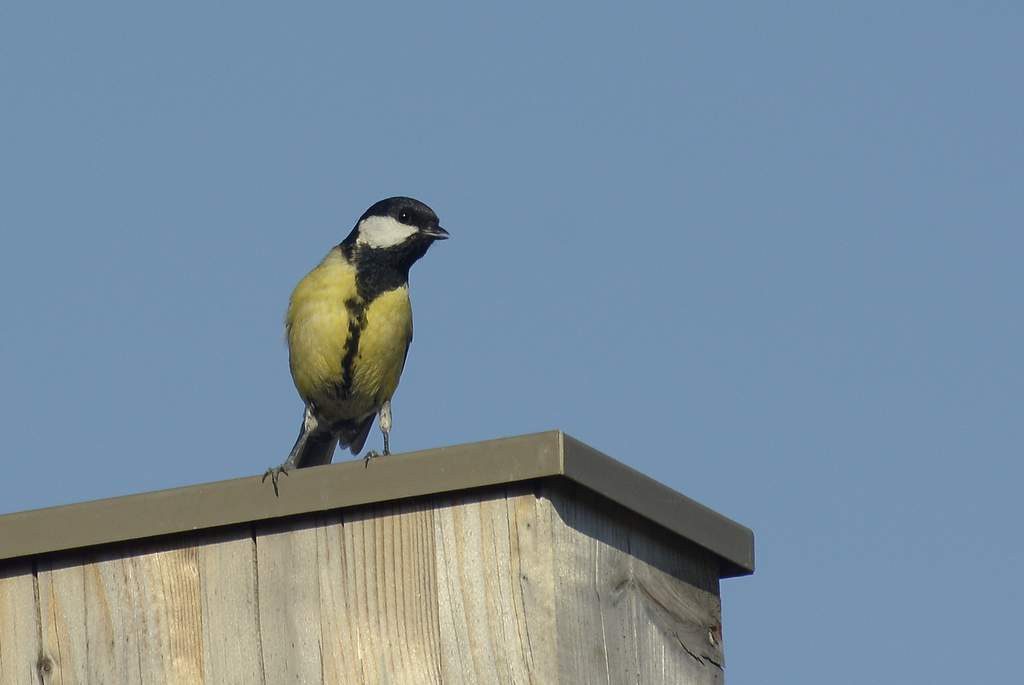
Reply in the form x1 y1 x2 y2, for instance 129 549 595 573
262 465 290 496
363 450 384 468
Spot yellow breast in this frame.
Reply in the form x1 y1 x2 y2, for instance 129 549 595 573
286 248 413 422
355 287 414 408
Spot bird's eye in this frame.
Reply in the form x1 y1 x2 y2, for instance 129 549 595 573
399 211 410 223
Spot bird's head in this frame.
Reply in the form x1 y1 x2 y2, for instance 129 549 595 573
342 197 449 263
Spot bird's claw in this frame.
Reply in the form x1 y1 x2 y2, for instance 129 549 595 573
262 465 290 496
363 450 383 468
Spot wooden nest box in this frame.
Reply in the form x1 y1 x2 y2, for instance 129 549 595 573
0 431 754 684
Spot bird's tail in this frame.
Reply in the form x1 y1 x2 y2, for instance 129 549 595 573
337 414 375 456
286 420 338 469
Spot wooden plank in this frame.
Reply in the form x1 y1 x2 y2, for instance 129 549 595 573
256 504 447 684
547 484 638 684
254 518 324 684
0 562 41 685
317 502 442 684
629 525 723 684
145 543 205 681
36 558 87 684
38 531 260 685
311 511 355 685
16 477 736 684
37 541 206 684
434 486 550 683
93 552 146 683
198 530 264 684
547 483 724 684
504 487 557 678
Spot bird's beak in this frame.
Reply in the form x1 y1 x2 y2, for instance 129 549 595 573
421 225 450 240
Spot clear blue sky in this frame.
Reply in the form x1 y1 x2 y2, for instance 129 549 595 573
2 3 1020 682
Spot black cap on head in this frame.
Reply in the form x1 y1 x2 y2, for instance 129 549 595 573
360 196 446 237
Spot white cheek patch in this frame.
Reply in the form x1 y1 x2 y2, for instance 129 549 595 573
356 215 418 249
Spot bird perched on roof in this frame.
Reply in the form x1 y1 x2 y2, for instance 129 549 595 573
264 196 449 494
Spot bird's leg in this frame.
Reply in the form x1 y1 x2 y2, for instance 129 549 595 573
363 401 393 467
379 399 392 456
263 405 319 496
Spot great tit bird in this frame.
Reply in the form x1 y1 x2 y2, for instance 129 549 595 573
263 196 448 493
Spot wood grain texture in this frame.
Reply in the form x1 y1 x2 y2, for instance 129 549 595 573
198 531 263 684
504 487 557 678
254 518 324 684
319 502 442 684
0 562 40 685
629 522 723 684
434 487 549 684
6 483 732 684
36 556 88 684
37 541 205 684
255 504 446 685
547 482 725 685
36 531 261 685
549 484 637 684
